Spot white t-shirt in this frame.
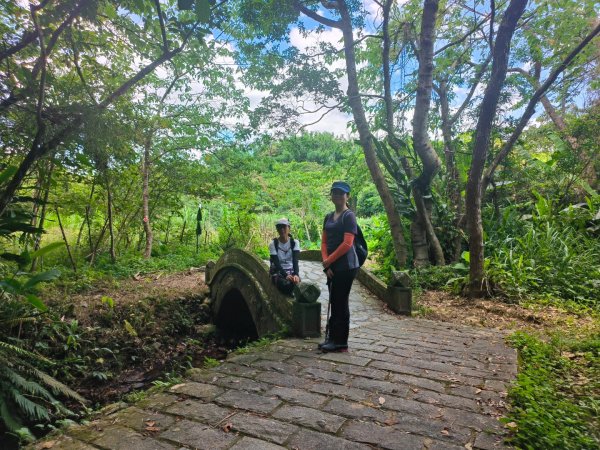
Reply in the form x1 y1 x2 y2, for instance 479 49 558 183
268 238 301 271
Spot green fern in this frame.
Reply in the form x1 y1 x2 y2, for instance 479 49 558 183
0 316 38 327
0 398 22 432
30 367 86 403
9 389 50 422
0 199 85 443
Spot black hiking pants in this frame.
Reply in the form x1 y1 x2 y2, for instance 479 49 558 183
327 268 358 345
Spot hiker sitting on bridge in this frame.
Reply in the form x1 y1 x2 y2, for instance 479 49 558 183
269 218 301 295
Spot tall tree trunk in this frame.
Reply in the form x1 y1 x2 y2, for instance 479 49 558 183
295 0 409 265
55 205 77 272
85 181 96 256
438 81 463 262
89 217 108 266
164 214 172 244
142 136 153 258
381 0 444 267
336 2 408 266
76 178 95 253
179 218 187 243
30 160 54 271
465 0 528 296
410 0 445 266
105 173 116 263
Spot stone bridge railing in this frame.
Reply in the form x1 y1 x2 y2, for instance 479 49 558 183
205 249 321 340
298 250 412 316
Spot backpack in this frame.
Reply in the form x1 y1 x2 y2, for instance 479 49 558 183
270 237 297 278
343 211 368 267
273 236 296 252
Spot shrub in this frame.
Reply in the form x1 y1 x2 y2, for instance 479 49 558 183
505 331 600 449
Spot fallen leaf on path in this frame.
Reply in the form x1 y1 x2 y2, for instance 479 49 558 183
441 428 450 435
412 388 419 393
465 443 473 449
505 422 518 429
222 422 233 432
378 396 386 405
39 441 55 449
145 426 161 432
145 421 156 427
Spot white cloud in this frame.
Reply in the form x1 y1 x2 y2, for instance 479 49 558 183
290 26 344 52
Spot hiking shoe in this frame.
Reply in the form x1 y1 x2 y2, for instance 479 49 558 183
320 342 348 352
317 339 331 349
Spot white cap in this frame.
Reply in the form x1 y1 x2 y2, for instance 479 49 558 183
275 218 290 227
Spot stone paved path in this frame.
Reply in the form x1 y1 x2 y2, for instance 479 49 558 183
300 261 389 330
33 262 517 450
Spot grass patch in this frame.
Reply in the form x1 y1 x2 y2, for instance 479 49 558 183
234 335 283 355
505 331 600 449
202 357 221 368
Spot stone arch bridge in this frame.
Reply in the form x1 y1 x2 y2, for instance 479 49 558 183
32 248 517 450
205 248 412 340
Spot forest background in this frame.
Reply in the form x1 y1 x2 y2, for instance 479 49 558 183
1 0 599 448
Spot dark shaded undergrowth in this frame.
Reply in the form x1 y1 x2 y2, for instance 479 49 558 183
1 284 228 448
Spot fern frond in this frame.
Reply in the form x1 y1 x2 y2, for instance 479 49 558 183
0 350 22 368
0 340 50 363
1 367 53 400
30 367 87 404
9 388 50 421
0 398 23 432
0 316 37 327
49 398 75 417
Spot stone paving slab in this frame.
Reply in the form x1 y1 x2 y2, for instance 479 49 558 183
32 261 516 449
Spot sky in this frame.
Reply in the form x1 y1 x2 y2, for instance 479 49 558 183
220 0 476 137
220 0 596 139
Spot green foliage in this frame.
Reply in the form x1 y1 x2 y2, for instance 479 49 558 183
505 331 600 449
0 218 85 442
202 357 221 368
234 334 282 355
410 265 465 291
483 198 600 308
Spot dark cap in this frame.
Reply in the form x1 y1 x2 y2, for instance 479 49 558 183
330 181 350 193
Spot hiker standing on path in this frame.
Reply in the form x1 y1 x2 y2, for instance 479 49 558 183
269 218 301 295
319 181 359 352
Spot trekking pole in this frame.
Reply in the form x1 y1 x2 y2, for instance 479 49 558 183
324 296 331 342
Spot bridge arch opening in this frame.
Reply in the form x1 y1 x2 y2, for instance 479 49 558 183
214 288 259 344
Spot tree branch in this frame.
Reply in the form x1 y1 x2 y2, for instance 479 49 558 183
434 15 489 56
0 22 201 218
483 22 600 192
153 0 169 52
293 1 342 29
449 54 492 127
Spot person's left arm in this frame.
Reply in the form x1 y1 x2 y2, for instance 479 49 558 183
322 211 357 269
